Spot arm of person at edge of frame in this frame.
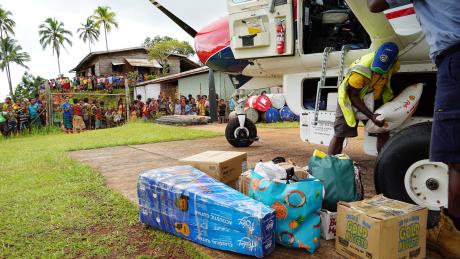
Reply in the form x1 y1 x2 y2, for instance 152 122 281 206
348 86 386 127
367 0 412 12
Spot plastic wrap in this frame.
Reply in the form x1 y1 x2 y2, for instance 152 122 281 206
138 165 276 258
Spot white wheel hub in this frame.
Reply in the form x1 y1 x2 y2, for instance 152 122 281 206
404 159 448 211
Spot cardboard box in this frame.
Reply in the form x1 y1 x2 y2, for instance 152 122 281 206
178 151 247 183
336 195 427 259
320 210 337 240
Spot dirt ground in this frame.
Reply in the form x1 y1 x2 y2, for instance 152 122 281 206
69 124 441 259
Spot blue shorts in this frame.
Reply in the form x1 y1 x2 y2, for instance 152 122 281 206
430 50 460 164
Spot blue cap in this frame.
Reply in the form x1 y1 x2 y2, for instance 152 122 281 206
371 42 399 74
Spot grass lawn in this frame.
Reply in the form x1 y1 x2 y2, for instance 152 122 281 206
257 121 300 129
0 123 220 258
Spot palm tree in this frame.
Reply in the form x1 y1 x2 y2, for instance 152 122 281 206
0 38 31 97
38 18 72 77
77 17 100 53
92 6 118 51
0 6 16 97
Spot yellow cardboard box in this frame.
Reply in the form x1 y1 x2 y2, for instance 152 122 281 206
178 151 247 183
336 195 427 259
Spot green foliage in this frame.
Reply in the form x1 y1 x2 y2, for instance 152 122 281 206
0 37 30 97
127 70 139 84
257 121 300 129
13 71 45 100
77 17 100 52
38 17 72 76
0 6 15 38
0 122 219 257
144 36 195 56
148 39 195 75
92 6 118 51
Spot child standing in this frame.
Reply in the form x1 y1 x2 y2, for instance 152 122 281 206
6 105 17 135
218 99 227 124
17 102 29 133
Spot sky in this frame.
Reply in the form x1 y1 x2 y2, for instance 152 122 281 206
0 0 228 100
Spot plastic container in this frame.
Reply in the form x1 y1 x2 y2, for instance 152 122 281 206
247 95 272 112
262 108 280 123
266 94 286 109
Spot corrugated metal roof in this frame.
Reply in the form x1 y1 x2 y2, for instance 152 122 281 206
125 58 162 68
135 66 209 86
112 61 125 66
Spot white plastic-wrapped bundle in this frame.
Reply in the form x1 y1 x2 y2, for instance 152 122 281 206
266 94 286 109
365 83 423 134
228 111 237 121
245 107 259 124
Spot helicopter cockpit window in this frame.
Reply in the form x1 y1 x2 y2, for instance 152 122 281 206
232 0 256 4
301 0 370 54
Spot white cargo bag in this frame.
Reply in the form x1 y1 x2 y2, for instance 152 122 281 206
365 83 423 133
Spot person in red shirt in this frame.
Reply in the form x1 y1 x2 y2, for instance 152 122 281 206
72 99 85 133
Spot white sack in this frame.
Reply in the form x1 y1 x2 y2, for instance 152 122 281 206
365 83 423 134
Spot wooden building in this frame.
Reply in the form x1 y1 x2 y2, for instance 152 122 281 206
70 47 199 78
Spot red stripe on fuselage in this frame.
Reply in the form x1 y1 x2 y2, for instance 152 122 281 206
385 7 416 19
195 16 231 65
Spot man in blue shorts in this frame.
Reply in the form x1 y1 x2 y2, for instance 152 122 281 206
368 0 460 257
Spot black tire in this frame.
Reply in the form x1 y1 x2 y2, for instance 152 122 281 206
374 122 440 227
225 118 257 148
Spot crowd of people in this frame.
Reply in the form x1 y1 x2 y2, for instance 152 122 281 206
0 92 238 137
42 74 127 94
129 94 234 124
0 96 47 136
42 73 156 94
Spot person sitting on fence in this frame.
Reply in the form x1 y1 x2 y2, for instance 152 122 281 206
62 96 73 134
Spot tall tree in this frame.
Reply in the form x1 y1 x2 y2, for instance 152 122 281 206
38 18 72 78
92 6 118 51
0 38 30 97
143 35 195 56
0 6 16 97
13 71 45 100
148 39 195 75
77 17 100 53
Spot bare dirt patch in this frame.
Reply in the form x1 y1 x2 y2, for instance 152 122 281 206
69 124 441 259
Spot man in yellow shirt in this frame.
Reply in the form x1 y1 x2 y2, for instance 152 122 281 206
328 42 400 155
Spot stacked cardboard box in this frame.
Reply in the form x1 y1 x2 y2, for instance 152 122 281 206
336 195 427 259
138 165 276 258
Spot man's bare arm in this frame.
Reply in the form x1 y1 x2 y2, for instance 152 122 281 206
348 86 385 127
367 0 390 12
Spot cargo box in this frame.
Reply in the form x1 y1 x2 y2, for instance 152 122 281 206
178 151 247 183
336 195 427 259
138 165 276 258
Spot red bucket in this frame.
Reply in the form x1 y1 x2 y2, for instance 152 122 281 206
246 95 272 112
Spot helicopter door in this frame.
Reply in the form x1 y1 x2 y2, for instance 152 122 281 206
228 0 295 59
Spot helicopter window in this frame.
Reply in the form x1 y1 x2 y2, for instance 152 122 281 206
232 0 256 4
301 0 370 53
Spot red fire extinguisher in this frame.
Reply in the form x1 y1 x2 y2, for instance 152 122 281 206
276 20 285 55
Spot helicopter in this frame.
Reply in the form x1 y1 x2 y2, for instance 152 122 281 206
149 0 445 227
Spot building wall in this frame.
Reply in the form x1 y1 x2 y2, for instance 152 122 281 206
134 83 161 102
178 72 235 101
76 49 185 77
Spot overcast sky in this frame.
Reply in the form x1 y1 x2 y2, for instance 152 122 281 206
0 0 228 100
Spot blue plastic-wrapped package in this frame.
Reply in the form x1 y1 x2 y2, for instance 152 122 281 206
137 165 276 258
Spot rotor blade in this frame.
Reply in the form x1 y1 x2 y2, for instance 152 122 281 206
148 0 198 38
